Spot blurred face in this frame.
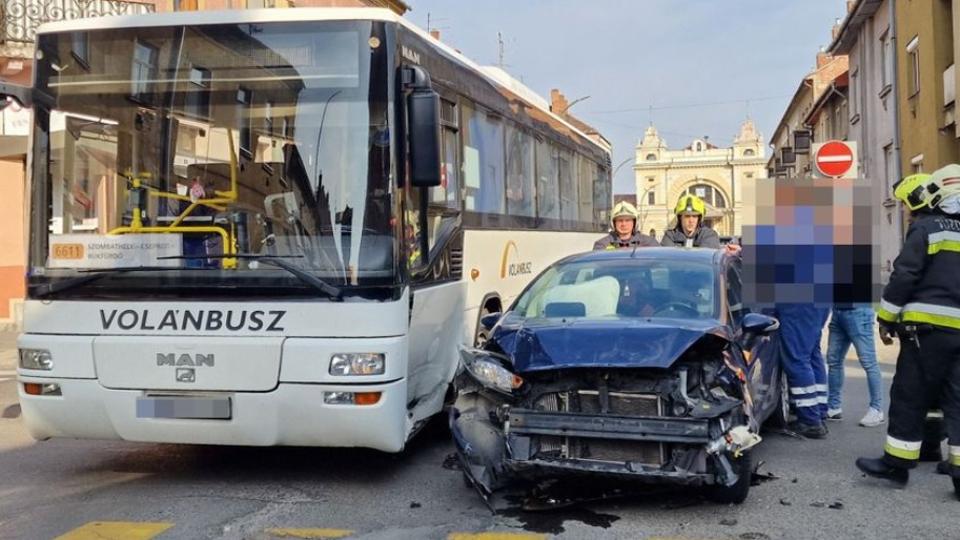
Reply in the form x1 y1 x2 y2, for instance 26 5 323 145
614 216 635 238
681 214 699 235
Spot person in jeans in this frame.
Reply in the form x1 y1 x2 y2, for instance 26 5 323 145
825 305 885 427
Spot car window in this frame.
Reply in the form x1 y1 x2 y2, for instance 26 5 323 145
514 259 718 320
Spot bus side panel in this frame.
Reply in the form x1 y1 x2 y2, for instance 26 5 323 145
460 229 600 333
407 280 466 410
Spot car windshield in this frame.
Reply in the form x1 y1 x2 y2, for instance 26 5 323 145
27 20 394 298
513 259 719 321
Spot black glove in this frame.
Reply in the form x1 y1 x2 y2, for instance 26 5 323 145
878 319 896 345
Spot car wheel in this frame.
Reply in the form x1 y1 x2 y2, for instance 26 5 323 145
764 369 790 429
707 450 751 505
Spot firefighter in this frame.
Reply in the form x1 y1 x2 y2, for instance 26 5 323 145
856 166 960 497
661 194 721 248
593 200 658 250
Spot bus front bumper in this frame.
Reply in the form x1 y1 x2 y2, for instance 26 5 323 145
16 376 409 452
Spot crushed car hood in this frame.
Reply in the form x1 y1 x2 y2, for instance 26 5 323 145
491 315 730 373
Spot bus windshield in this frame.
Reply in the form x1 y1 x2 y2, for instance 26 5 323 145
28 20 395 298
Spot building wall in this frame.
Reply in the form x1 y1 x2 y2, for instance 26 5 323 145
897 0 958 174
839 0 901 280
0 159 26 321
634 121 766 238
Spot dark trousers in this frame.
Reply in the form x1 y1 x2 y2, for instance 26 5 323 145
884 328 960 469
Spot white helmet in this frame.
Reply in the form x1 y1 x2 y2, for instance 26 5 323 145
926 164 960 213
610 201 639 232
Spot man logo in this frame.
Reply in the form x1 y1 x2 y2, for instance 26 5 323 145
176 368 196 383
156 353 215 367
499 241 532 279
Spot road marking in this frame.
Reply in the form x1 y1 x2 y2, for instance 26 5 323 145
56 521 173 540
449 534 548 540
265 529 353 539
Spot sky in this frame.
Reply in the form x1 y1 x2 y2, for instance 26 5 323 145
406 0 850 193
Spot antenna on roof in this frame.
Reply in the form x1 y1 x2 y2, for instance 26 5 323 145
497 31 505 69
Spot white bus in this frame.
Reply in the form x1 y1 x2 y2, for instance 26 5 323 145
11 8 612 451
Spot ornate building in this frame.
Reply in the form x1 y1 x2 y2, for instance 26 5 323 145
633 120 766 238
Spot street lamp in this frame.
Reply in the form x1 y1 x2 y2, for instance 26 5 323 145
557 95 590 115
636 183 659 234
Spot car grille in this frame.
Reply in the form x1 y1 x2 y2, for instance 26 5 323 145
531 391 665 465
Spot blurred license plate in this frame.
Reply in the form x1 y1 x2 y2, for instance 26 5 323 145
136 396 231 420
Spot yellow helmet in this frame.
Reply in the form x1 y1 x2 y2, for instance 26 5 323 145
610 200 639 230
893 173 933 210
675 194 706 217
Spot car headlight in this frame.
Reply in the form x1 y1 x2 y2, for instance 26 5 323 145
19 349 53 370
459 346 523 395
329 353 385 376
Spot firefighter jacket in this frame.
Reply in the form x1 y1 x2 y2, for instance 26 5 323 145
878 213 960 330
593 232 659 251
660 227 721 249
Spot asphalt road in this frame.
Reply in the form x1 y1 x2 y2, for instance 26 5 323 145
0 333 957 540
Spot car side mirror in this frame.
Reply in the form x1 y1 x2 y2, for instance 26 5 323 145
742 313 779 335
480 312 502 331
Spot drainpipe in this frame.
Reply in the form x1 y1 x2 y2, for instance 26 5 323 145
890 0 904 243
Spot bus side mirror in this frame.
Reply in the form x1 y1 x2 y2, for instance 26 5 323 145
407 88 442 188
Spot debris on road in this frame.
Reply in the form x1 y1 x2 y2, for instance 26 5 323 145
720 518 738 526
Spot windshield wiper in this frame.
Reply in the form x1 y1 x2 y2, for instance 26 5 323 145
158 254 342 300
29 266 192 297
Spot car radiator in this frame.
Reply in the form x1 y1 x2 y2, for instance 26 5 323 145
531 391 665 466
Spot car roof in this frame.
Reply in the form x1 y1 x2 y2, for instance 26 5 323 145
559 247 727 267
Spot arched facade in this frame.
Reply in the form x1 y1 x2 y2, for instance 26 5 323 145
633 120 767 238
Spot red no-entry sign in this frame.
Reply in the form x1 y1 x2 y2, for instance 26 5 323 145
813 140 857 178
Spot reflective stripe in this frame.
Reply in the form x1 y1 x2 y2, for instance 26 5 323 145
927 231 960 254
816 396 829 404
926 410 945 419
790 385 818 395
950 446 960 466
884 436 922 460
904 302 960 318
815 384 828 393
792 397 820 407
880 299 903 316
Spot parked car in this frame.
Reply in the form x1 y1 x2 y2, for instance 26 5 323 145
450 247 786 506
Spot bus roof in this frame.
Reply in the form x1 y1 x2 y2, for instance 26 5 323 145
37 8 611 157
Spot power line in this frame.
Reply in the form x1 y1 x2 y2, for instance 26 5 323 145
586 94 792 115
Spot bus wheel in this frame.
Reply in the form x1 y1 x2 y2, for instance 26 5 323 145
474 308 492 348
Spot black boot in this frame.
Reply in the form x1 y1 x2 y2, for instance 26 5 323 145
919 442 943 462
855 457 909 486
936 460 951 475
788 420 827 439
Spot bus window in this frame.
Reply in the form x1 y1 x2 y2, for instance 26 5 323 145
431 98 460 210
577 155 593 225
594 163 611 227
462 104 505 214
536 138 560 220
506 123 535 217
558 147 578 224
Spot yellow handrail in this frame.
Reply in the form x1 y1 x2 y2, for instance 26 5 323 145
107 128 241 269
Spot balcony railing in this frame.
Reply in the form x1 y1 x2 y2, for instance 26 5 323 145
1 0 154 47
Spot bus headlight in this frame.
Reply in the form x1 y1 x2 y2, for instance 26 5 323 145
19 349 53 370
329 353 385 376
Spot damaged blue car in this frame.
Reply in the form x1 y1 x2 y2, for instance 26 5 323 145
450 248 786 506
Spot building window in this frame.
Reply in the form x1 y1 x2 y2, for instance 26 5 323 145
236 87 253 156
174 0 198 9
907 36 920 97
883 144 895 198
265 101 274 134
880 28 893 91
743 148 755 157
645 153 657 161
850 68 860 119
688 183 726 209
130 41 158 102
647 191 655 205
695 142 703 152
71 32 89 67
911 153 924 174
185 66 211 119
